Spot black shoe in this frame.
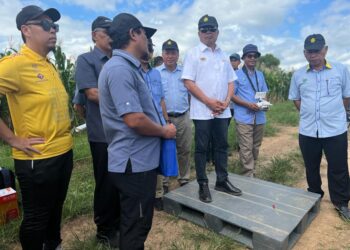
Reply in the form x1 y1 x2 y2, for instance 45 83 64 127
180 181 188 187
96 231 119 249
335 205 350 221
215 180 242 196
154 197 164 211
199 183 212 203
163 185 169 194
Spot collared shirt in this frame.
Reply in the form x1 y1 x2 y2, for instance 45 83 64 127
181 42 236 120
157 64 189 114
288 61 350 138
0 45 72 160
98 49 161 173
141 66 166 125
75 46 109 142
234 68 269 125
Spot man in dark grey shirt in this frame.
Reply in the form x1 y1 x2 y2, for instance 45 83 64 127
99 13 176 249
75 16 120 247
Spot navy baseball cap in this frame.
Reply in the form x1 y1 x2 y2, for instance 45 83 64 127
230 53 240 61
16 5 60 30
304 34 325 51
162 39 179 51
198 14 218 29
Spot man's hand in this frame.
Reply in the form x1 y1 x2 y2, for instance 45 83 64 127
162 124 177 139
206 98 226 113
8 136 45 157
247 102 260 111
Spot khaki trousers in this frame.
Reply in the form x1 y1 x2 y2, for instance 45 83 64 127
235 121 264 177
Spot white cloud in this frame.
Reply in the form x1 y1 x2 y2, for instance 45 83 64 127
1 0 350 71
55 0 120 12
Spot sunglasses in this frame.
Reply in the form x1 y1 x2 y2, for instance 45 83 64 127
199 27 217 33
245 54 258 59
26 19 59 32
305 49 322 54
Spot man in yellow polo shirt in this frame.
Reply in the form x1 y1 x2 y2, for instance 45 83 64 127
0 5 73 250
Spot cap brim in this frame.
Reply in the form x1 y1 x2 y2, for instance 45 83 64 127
304 44 324 51
42 8 61 22
144 27 157 38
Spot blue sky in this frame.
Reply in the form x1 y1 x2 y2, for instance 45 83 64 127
1 0 350 70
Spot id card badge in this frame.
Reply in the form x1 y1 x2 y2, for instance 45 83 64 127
255 92 266 99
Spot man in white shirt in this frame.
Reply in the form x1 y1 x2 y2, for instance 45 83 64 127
182 14 242 203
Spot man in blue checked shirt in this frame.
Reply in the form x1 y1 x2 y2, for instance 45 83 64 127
157 39 192 190
288 34 350 221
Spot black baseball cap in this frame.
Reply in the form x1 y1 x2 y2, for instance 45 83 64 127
109 13 156 39
16 5 60 30
198 14 218 29
92 16 112 31
162 39 179 51
304 34 326 51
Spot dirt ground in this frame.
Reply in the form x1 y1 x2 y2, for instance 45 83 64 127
11 126 350 249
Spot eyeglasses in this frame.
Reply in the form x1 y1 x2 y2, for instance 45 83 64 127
199 27 217 33
245 54 258 59
26 19 59 32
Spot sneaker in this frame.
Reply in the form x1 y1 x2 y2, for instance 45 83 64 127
199 183 212 203
96 231 119 249
215 179 242 196
335 205 350 222
154 197 164 211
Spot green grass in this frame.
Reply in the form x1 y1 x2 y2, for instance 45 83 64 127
266 101 299 126
257 151 304 186
168 225 244 250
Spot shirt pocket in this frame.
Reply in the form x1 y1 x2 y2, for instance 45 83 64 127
321 77 341 97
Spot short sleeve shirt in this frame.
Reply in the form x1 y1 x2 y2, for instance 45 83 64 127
141 67 166 125
157 64 189 114
75 46 108 142
288 61 350 138
234 68 269 125
98 50 161 173
0 45 72 160
181 42 236 120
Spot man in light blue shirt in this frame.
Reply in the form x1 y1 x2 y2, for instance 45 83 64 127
288 34 350 221
157 39 192 189
232 44 268 177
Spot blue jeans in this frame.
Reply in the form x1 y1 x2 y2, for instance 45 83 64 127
193 118 229 184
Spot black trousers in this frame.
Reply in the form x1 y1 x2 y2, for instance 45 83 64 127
193 118 230 184
14 150 73 250
299 132 350 206
109 164 157 250
89 142 120 235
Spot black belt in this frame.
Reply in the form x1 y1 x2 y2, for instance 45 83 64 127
167 111 187 118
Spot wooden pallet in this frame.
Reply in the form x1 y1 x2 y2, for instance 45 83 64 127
163 173 321 249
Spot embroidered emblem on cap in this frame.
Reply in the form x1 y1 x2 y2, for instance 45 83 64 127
203 17 208 22
310 37 316 43
167 41 172 45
